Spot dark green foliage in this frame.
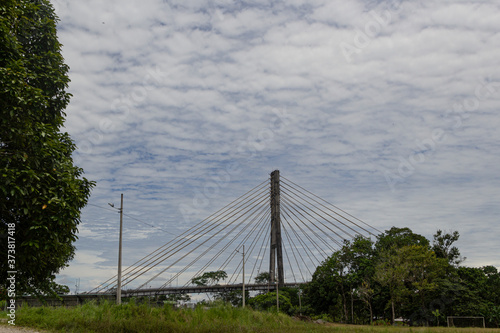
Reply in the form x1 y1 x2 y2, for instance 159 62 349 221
0 0 94 296
191 270 235 303
191 270 228 286
375 227 430 253
248 291 293 315
221 289 249 307
254 271 270 284
449 266 500 324
432 230 464 266
300 227 500 327
158 293 191 303
376 245 448 325
303 236 375 324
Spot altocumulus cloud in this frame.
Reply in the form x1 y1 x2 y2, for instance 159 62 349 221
51 0 500 292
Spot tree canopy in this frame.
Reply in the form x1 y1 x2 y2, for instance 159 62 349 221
191 270 228 287
1 0 94 296
302 227 500 327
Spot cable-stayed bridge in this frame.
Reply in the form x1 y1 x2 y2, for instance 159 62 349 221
84 170 381 298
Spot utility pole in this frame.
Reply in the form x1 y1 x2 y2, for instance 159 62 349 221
270 170 284 287
117 193 123 305
276 278 279 313
298 288 302 315
242 245 245 308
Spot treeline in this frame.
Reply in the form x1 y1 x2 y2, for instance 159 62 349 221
166 227 499 327
300 227 500 327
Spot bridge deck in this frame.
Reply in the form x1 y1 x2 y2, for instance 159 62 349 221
120 282 306 297
17 283 308 307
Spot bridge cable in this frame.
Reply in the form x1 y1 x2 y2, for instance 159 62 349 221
281 181 358 239
97 180 269 292
221 210 269 285
280 204 320 274
281 188 344 249
225 209 271 285
280 200 330 261
282 177 381 235
158 204 268 290
87 179 269 293
279 222 298 283
280 220 306 282
133 192 270 290
281 195 338 255
250 223 271 285
176 201 270 289
119 183 269 286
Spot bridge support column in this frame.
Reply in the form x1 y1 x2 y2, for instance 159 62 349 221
270 170 284 287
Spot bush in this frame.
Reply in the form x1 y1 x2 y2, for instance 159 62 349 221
248 292 293 315
372 319 391 326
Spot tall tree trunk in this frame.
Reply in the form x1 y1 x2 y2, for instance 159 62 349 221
350 290 354 324
391 298 395 324
341 283 348 323
368 301 373 325
421 296 428 326
343 293 348 322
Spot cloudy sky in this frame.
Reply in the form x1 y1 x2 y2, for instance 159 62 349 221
51 0 500 293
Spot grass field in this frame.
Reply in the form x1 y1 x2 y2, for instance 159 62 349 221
4 301 500 333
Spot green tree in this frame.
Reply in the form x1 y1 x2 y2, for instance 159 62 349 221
375 227 430 253
191 270 228 302
486 305 500 328
303 251 344 319
248 291 293 315
357 280 375 324
482 266 500 307
452 266 492 318
254 272 270 284
222 289 249 307
159 293 191 304
432 230 464 266
304 236 375 323
191 270 228 286
375 245 448 325
375 247 410 324
0 0 94 296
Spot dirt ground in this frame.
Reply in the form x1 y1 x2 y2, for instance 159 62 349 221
0 319 47 333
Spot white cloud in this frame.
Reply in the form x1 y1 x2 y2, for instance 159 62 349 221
51 0 500 291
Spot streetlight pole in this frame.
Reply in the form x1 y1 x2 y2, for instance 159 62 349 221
117 193 123 305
